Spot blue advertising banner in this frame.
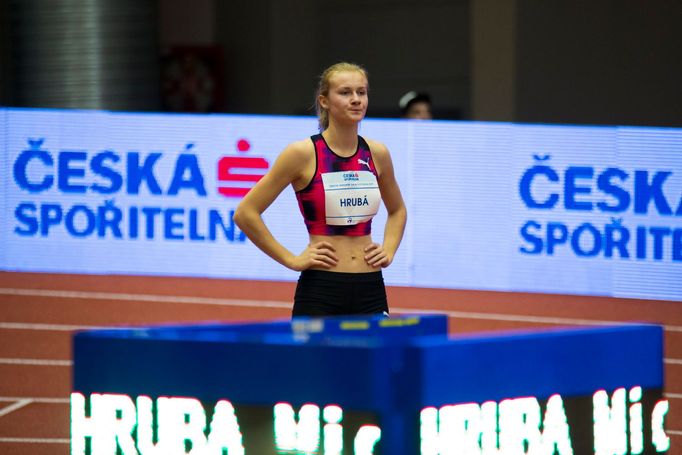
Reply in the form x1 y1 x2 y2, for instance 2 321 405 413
2 108 681 300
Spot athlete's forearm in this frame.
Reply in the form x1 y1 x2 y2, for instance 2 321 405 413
233 208 296 270
382 205 407 261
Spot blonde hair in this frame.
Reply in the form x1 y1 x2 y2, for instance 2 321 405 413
315 62 369 132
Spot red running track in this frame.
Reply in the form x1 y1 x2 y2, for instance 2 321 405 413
0 271 680 454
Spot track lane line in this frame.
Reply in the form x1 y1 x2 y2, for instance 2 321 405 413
0 288 291 309
0 399 32 418
0 396 69 403
0 322 107 331
2 287 681 331
0 437 69 444
0 358 72 366
395 307 682 331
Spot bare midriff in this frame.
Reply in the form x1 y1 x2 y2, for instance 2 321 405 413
308 234 379 273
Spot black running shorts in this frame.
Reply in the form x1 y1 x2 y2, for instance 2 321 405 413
292 269 389 317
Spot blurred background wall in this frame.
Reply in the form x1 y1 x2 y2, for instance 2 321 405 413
2 0 160 111
1 0 680 126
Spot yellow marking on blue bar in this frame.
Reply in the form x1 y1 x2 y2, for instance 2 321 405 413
340 321 370 330
379 317 420 328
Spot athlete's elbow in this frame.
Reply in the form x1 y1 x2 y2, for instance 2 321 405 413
232 204 248 229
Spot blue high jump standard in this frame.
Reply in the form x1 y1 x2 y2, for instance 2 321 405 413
71 314 669 454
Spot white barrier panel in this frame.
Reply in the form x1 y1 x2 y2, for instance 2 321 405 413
2 108 681 300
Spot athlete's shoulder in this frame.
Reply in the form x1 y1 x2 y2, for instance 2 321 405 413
363 138 390 156
279 138 315 161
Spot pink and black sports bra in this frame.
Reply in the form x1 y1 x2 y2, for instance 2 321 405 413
295 134 381 236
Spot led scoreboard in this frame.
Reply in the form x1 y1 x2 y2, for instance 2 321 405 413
71 315 670 454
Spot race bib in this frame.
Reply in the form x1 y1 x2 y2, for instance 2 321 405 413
321 171 381 226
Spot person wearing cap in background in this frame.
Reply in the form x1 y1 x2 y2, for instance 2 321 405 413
399 91 433 120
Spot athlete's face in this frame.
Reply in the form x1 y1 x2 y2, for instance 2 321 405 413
320 71 368 125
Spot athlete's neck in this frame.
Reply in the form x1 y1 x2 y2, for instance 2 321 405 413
322 123 359 157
